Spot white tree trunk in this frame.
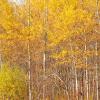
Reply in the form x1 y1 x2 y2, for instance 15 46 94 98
95 0 99 99
27 0 32 99
42 0 48 99
27 41 32 100
69 39 78 100
43 52 46 100
84 37 89 100
95 41 99 100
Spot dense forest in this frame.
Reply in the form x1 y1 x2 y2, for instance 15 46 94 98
0 0 100 100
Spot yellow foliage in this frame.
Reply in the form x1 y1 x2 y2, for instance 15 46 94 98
0 64 27 99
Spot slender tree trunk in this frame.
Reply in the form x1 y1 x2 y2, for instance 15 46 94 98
95 0 99 100
82 70 84 100
43 52 46 100
88 71 91 100
74 65 78 100
69 43 75 100
27 0 32 99
85 70 88 100
95 41 99 100
69 39 78 100
27 40 32 100
84 37 89 100
92 75 95 99
42 0 49 99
